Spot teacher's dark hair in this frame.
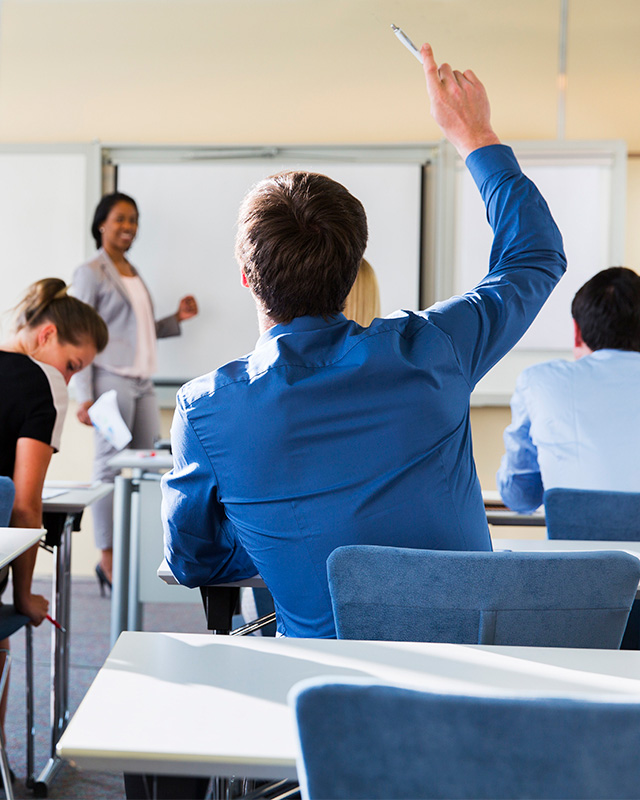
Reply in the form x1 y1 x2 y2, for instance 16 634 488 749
14 278 109 353
572 267 640 352
91 192 139 249
235 171 368 325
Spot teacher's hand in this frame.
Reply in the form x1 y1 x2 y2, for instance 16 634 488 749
176 295 198 322
77 399 94 426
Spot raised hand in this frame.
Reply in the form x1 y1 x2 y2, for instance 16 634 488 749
176 295 199 322
421 43 500 160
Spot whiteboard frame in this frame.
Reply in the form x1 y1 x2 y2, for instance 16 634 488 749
433 139 627 406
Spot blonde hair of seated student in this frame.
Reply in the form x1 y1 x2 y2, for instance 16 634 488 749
342 258 381 327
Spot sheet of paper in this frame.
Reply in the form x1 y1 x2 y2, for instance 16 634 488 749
41 488 68 500
88 389 132 451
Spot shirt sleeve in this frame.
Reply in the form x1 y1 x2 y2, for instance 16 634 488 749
16 359 67 452
496 370 544 513
426 145 567 389
161 394 258 587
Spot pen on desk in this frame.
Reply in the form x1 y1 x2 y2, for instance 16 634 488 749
46 614 66 633
390 24 423 64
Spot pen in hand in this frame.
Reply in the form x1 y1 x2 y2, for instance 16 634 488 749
46 614 66 633
390 24 423 64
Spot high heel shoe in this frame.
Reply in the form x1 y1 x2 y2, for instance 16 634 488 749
95 564 112 597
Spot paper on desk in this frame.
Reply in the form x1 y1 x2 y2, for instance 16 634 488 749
42 488 67 500
88 390 132 450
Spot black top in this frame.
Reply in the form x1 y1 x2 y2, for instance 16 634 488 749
0 351 67 478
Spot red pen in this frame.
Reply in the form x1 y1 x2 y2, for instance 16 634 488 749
46 614 66 633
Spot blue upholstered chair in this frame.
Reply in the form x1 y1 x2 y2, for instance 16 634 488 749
544 487 640 540
0 476 35 797
327 545 640 648
290 678 640 800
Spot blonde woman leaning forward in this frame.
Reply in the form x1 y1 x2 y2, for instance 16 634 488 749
0 278 107 749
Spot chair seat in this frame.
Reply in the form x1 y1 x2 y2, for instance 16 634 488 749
0 606 30 640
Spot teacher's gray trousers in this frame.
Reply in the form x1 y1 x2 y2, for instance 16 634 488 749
90 369 161 551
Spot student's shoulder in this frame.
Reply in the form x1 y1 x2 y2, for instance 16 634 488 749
518 357 575 393
0 352 66 409
0 350 46 383
176 357 252 410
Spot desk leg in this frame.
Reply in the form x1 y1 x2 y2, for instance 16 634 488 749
110 475 134 649
33 513 74 796
199 587 240 634
127 470 143 633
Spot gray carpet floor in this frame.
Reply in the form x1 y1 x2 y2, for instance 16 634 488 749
4 575 210 799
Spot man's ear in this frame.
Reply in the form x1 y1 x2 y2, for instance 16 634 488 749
573 319 583 348
573 319 593 360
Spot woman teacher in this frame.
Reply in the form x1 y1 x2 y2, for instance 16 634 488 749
72 192 198 592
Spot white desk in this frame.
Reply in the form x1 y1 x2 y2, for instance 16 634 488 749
494 539 640 558
0 527 46 568
107 450 173 647
57 633 640 780
157 558 265 588
483 490 546 527
35 480 113 795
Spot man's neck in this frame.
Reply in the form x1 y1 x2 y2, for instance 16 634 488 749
257 306 277 336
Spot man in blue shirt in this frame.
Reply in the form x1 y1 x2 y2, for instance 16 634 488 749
162 43 566 637
498 267 640 514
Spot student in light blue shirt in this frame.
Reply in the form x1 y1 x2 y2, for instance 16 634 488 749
162 44 566 638
498 267 640 514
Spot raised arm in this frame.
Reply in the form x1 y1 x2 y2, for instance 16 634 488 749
419 44 566 387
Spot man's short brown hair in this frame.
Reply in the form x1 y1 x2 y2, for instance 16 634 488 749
235 171 368 324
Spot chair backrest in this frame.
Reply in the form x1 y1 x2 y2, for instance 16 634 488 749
0 476 15 528
291 679 640 800
327 545 640 648
544 487 640 540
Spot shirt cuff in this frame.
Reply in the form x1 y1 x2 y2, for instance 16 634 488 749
465 144 520 193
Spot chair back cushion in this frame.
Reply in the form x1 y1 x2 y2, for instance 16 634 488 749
327 545 640 648
0 476 15 528
545 487 640 540
292 680 640 800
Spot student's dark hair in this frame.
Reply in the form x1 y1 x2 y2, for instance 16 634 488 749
235 171 368 324
14 278 109 353
91 192 138 248
571 267 640 352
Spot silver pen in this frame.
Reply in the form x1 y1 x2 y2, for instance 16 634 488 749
390 24 423 64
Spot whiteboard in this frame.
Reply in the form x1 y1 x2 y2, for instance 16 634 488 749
449 142 627 404
116 158 424 384
0 145 100 340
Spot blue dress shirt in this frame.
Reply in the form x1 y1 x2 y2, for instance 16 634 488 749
162 144 566 638
497 349 640 514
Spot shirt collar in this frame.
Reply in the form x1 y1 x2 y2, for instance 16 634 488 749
256 314 347 347
588 348 640 360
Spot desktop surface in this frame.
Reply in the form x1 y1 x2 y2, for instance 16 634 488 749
58 632 640 780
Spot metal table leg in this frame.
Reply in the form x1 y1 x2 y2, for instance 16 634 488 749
126 470 143 633
110 475 134 648
32 513 74 796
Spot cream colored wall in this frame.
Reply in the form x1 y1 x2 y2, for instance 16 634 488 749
3 0 639 572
